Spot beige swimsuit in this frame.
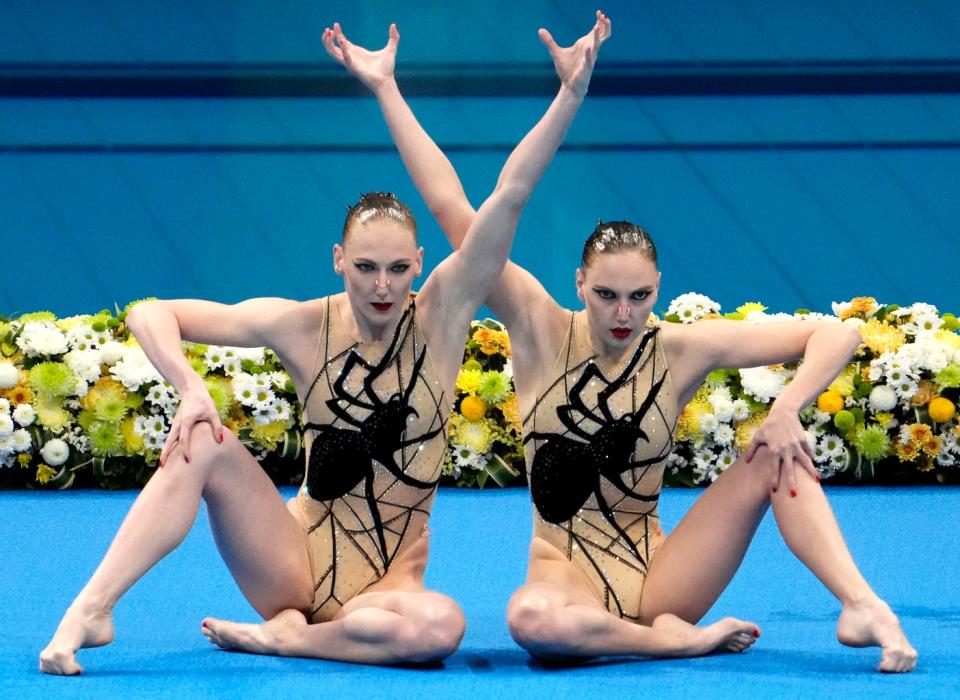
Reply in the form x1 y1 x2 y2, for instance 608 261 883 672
523 312 678 621
295 295 448 622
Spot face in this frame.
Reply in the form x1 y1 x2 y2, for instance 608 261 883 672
575 250 661 355
333 218 423 330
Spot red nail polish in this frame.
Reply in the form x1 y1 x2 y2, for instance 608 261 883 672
753 628 760 638
218 433 224 443
816 475 821 483
184 455 190 464
771 487 778 493
790 488 797 498
159 458 164 468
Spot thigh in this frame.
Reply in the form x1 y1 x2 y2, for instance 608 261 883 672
639 449 773 624
195 431 314 619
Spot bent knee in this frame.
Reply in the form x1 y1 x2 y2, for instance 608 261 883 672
507 592 562 651
400 598 465 663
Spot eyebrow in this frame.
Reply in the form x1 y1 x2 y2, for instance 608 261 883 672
353 257 413 265
592 285 654 293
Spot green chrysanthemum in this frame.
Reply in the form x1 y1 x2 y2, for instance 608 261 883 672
451 415 494 454
476 370 511 405
86 419 126 456
17 311 57 323
205 376 238 419
29 361 76 398
934 364 960 390
462 358 483 373
83 378 130 423
853 424 892 462
123 297 158 316
188 356 209 377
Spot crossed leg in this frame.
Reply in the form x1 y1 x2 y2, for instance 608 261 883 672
200 534 466 665
639 445 917 672
507 537 758 661
39 430 463 673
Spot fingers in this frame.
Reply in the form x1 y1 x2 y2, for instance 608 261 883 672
387 23 399 50
321 27 344 64
784 455 798 498
770 453 782 493
538 27 559 55
180 421 193 464
159 421 180 467
744 440 758 463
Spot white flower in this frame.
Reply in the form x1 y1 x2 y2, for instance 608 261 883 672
109 346 163 391
270 371 291 390
867 385 898 411
231 346 267 365
66 324 110 352
452 445 486 471
40 438 70 466
667 292 721 323
891 377 918 400
16 321 68 357
699 413 719 434
204 346 227 370
821 434 846 458
731 399 750 421
744 310 795 324
232 373 258 405
831 301 852 318
812 440 830 464
222 358 243 376
135 414 168 439
11 429 31 452
0 363 18 389
0 436 13 456
143 432 166 450
0 414 13 437
12 403 35 427
713 424 735 446
99 340 127 365
739 366 789 403
0 398 10 414
64 349 103 385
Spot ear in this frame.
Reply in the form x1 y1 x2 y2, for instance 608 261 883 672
333 244 344 275
575 267 585 302
414 247 424 277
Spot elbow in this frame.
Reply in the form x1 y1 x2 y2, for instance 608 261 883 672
840 323 863 356
492 180 533 213
124 301 161 337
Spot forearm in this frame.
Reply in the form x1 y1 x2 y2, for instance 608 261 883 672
373 79 474 243
126 303 205 394
772 324 861 414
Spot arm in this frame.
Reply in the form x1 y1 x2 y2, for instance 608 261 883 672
668 319 862 493
323 13 611 328
125 297 307 463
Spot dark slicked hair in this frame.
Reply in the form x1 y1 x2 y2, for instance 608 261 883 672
342 192 417 243
581 220 657 268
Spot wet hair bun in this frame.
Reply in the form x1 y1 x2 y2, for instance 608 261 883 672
342 192 417 242
581 220 657 267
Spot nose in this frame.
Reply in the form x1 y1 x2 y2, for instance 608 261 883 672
616 299 630 319
375 274 390 296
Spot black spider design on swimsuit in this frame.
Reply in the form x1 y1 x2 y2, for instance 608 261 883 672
302 302 444 569
524 327 671 568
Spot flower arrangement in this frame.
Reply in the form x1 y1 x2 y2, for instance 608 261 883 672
0 302 302 489
3 296 957 490
663 294 960 486
441 319 525 488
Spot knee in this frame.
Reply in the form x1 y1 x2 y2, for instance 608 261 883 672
507 592 560 651
400 597 465 664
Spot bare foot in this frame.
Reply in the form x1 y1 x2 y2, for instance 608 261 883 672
39 602 115 675
201 608 307 656
837 597 917 672
651 613 760 656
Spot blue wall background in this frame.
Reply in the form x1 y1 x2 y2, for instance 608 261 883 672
1 0 958 317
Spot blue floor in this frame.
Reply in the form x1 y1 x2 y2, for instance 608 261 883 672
2 486 958 699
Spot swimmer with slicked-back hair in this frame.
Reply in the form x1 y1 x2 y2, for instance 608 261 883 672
335 9 917 672
39 13 609 674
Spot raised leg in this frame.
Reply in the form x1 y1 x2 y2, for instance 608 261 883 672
506 538 758 661
39 430 313 675
639 445 917 672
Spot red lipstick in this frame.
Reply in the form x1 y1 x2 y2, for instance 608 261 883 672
610 328 631 339
371 302 393 313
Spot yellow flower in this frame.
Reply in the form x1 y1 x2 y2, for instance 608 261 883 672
908 423 933 446
736 302 767 316
676 389 711 443
455 368 482 396
452 415 494 453
735 412 768 453
927 397 953 423
916 456 935 472
873 412 895 428
858 318 906 355
251 420 289 451
460 395 488 421
921 435 941 458
498 394 521 430
472 327 510 356
895 439 919 462
828 367 856 397
121 416 145 454
909 379 938 407
817 390 844 414
17 453 31 468
1 383 34 406
847 296 878 318
34 393 72 432
36 464 57 484
934 329 960 350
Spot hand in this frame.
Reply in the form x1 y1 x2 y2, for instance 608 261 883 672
539 10 612 99
159 382 225 466
744 406 819 495
322 22 399 92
